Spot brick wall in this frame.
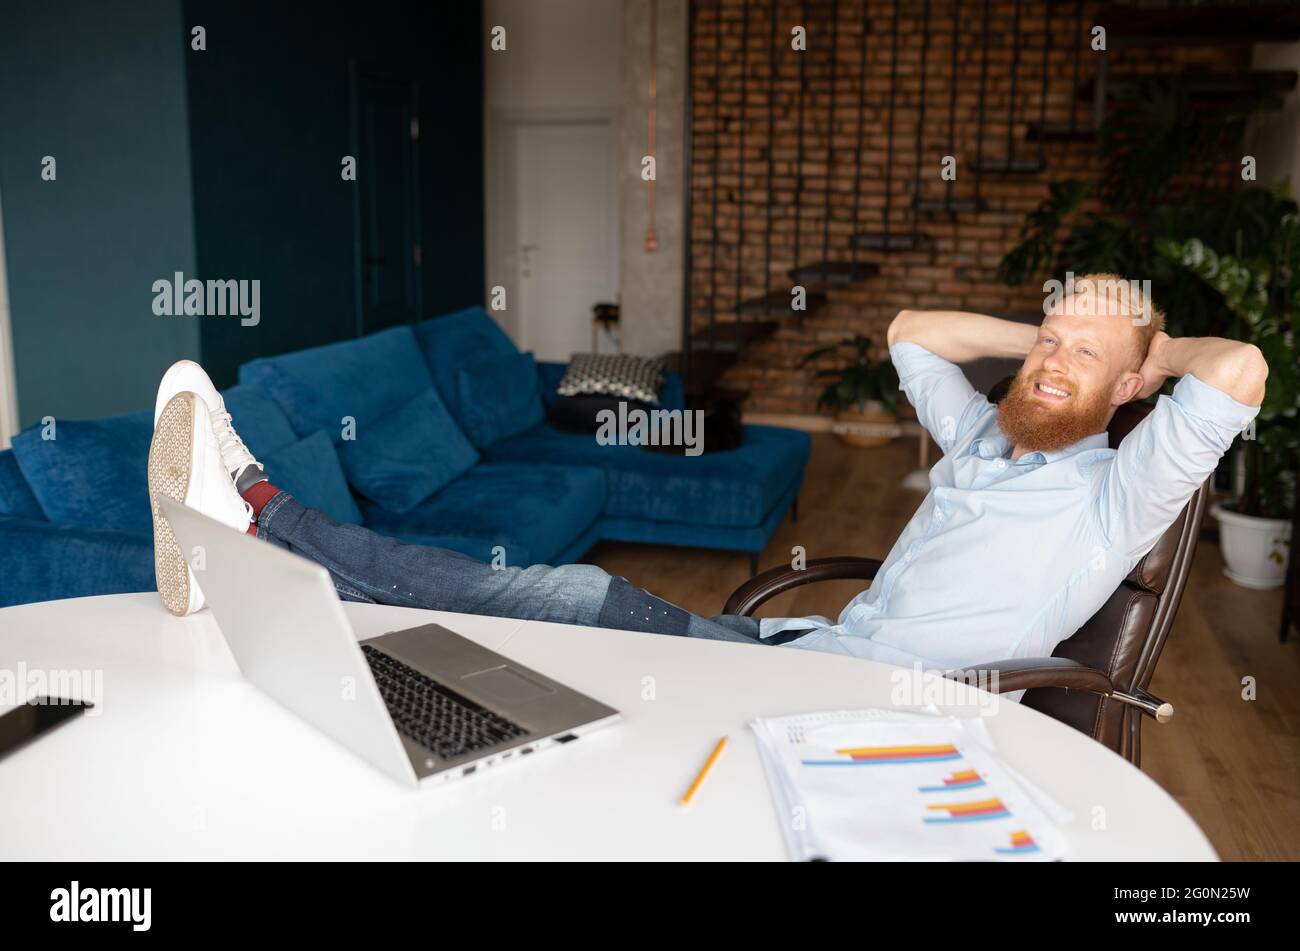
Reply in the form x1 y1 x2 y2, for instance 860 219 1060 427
686 0 1249 414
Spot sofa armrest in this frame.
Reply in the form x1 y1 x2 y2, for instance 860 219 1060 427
0 517 154 608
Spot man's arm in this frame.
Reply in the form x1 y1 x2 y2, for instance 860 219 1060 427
885 310 1023 452
1136 331 1268 406
887 309 1038 364
1097 333 1265 559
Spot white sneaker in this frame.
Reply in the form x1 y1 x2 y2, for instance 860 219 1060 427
154 359 262 488
148 392 255 616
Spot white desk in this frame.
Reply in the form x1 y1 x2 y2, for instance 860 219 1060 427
0 593 1216 860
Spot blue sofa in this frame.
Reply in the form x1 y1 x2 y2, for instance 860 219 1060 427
0 307 810 608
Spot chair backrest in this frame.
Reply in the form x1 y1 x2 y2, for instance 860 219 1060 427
987 379 1209 765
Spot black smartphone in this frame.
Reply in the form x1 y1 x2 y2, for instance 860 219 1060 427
0 697 92 761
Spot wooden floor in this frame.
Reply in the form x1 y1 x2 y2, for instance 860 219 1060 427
585 433 1300 861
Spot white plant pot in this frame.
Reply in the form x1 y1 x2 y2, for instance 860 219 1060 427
1210 502 1292 590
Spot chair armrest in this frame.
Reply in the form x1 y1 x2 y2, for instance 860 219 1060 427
724 556 883 616
943 658 1174 721
943 657 1114 695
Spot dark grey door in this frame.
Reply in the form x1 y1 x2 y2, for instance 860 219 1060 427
354 72 421 334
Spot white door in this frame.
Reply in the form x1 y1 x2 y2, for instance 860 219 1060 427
512 120 618 362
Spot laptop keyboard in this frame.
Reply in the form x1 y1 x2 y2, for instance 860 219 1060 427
362 645 529 761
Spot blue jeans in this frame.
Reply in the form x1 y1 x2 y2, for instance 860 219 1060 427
256 491 772 645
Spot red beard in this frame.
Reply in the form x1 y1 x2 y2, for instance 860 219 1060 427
996 369 1113 455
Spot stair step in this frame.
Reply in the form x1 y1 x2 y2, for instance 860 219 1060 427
734 290 828 317
1026 121 1098 142
689 320 779 352
787 260 881 285
969 157 1046 174
849 231 930 251
1080 69 1298 101
913 197 990 214
1097 4 1300 43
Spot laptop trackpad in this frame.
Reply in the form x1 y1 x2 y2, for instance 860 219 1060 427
461 665 555 704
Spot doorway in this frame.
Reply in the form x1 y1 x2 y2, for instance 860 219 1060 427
491 115 619 362
353 70 422 336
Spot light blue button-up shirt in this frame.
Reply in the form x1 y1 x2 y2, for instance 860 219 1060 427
762 341 1260 682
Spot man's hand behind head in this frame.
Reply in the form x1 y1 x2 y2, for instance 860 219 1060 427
1135 331 1171 400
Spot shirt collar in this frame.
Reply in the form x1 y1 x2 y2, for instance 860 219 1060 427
966 430 1109 465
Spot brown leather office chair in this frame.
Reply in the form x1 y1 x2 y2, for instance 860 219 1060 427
724 378 1209 768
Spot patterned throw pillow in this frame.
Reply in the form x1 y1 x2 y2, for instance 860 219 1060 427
556 353 667 406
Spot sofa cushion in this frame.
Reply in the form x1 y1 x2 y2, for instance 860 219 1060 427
260 431 364 526
455 350 544 448
340 388 478 512
11 410 153 533
0 518 155 608
413 307 522 428
240 326 432 437
358 462 606 566
0 449 45 520
221 383 300 459
556 352 667 404
537 361 687 413
239 326 478 512
481 422 811 528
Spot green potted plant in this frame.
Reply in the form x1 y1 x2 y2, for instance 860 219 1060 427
799 335 900 448
1158 218 1299 588
998 75 1291 342
996 75 1297 588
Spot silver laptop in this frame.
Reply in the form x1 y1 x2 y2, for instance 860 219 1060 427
160 496 619 788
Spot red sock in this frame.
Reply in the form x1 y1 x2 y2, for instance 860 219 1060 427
241 481 281 519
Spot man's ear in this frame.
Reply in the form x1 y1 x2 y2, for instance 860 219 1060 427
1113 371 1144 405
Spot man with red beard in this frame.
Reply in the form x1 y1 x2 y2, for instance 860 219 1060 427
146 273 1267 696
751 273 1268 677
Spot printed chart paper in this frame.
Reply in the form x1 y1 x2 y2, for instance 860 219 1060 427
752 708 1073 861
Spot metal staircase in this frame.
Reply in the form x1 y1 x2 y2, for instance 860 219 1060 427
679 0 1300 399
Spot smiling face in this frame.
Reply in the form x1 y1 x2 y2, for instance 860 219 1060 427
997 292 1148 456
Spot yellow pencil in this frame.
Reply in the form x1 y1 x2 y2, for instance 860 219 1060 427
680 735 729 806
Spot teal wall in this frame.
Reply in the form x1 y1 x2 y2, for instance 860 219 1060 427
183 0 486 388
0 0 199 427
0 0 485 422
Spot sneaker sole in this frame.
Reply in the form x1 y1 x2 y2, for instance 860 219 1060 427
149 393 197 616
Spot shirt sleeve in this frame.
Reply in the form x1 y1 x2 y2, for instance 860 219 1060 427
1094 373 1260 560
889 341 992 452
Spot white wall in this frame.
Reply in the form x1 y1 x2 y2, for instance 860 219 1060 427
483 0 624 345
484 0 623 114
1250 42 1300 188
